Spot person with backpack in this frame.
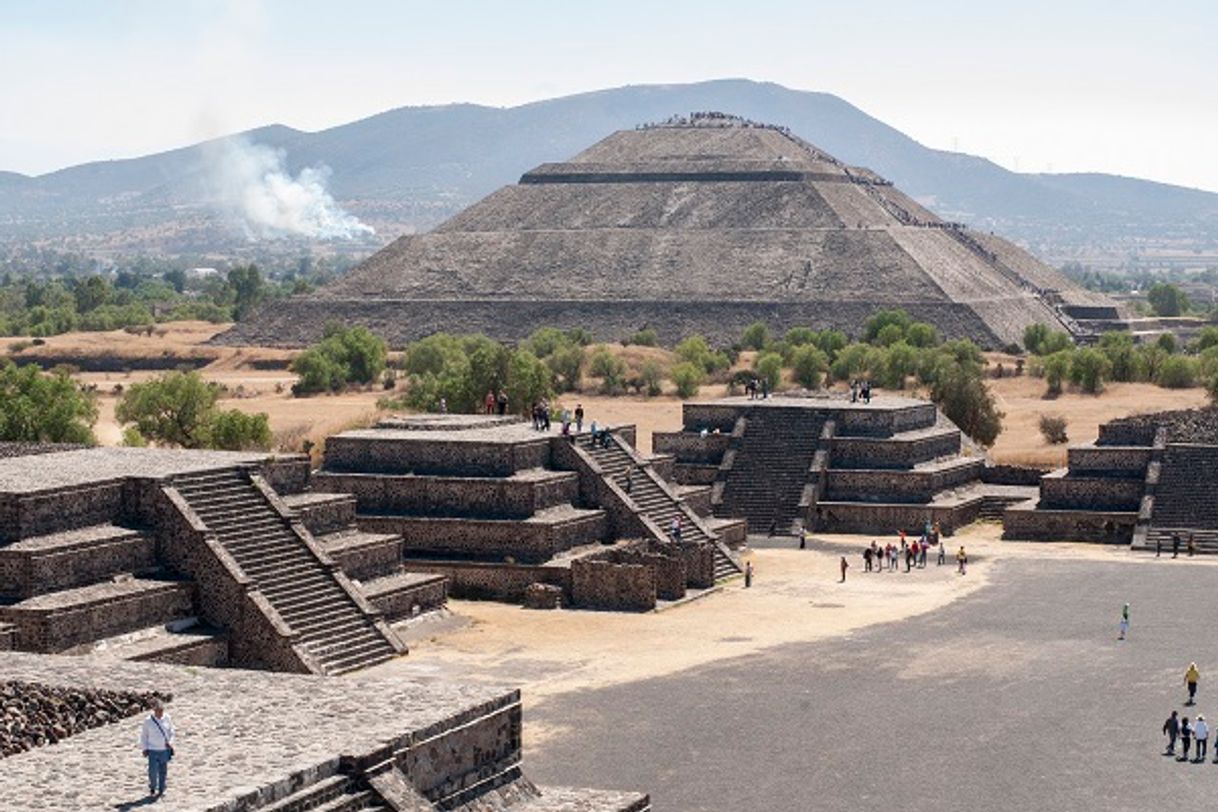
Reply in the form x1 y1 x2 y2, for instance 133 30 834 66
1164 710 1180 756
1180 717 1194 762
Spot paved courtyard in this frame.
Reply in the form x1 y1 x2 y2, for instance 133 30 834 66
526 555 1218 811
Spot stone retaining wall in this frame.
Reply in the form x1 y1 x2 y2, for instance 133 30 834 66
290 494 357 536
360 512 606 564
652 432 731 464
0 528 157 601
1039 473 1145 511
323 435 551 477
312 470 578 520
0 623 15 651
571 559 656 612
981 464 1049 486
1003 505 1137 543
824 460 983 504
403 562 572 602
323 534 404 582
816 499 980 535
1066 446 1152 477
829 430 961 470
0 480 126 543
362 575 449 622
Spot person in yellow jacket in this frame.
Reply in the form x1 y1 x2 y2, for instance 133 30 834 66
956 546 967 575
1186 662 1201 705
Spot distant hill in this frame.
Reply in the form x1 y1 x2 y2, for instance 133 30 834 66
2 79 1216 262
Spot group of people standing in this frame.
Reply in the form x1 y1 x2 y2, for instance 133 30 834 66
849 379 873 404
744 377 769 399
839 524 968 582
1163 663 1215 763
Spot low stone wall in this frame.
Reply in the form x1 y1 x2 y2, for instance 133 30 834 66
652 432 731 465
681 486 713 517
1066 445 1152 477
361 574 448 621
830 430 961 470
706 518 748 550
360 511 606 564
1003 505 1137 543
0 581 194 653
0 527 157 601
403 562 572 602
312 470 578 520
0 623 15 651
571 559 656 612
600 547 686 601
132 634 229 668
815 499 980 536
671 463 720 486
1039 473 1145 511
323 434 551 477
0 480 126 543
323 533 404 582
259 456 312 495
523 583 563 609
824 459 983 504
678 543 717 589
981 464 1048 486
287 493 357 536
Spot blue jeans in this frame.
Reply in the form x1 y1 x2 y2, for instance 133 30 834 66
147 749 170 794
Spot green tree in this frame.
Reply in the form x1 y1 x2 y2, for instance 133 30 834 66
904 322 939 348
883 341 918 389
675 335 713 370
1023 323 1050 354
1069 348 1112 394
116 371 220 448
784 327 818 347
815 329 848 361
864 309 912 343
874 323 905 347
226 265 267 320
588 348 627 395
931 362 1003 447
203 409 272 451
73 275 113 313
1195 326 1218 352
1155 356 1197 389
829 343 871 382
754 351 783 392
0 361 97 444
741 321 770 351
1043 350 1073 396
639 360 664 397
1155 332 1178 354
506 349 552 411
790 344 828 389
670 362 704 398
627 328 658 347
1098 332 1141 382
290 324 387 395
1147 282 1189 317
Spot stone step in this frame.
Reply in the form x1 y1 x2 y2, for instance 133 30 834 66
322 644 397 675
261 775 358 812
0 524 158 600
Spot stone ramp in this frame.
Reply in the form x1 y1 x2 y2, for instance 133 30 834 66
172 468 402 675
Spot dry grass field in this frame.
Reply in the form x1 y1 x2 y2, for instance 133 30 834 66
2 323 1211 464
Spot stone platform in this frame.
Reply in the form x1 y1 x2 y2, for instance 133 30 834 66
0 653 648 811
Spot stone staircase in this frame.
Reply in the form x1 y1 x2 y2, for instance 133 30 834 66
717 412 824 535
580 436 740 581
173 468 400 675
1150 444 1218 529
261 774 389 811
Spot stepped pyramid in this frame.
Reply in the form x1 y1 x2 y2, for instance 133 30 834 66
221 113 1121 348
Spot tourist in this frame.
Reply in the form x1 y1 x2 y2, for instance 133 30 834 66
1186 663 1201 705
862 380 872 404
918 540 927 568
956 546 967 575
870 540 880 569
497 390 508 416
574 403 584 432
799 527 807 550
839 555 849 583
439 397 447 414
484 390 496 415
1165 710 1180 755
624 466 634 494
1196 716 1210 762
1188 533 1197 557
863 545 873 573
888 543 897 571
1118 603 1130 640
761 377 769 399
745 561 754 588
905 544 915 573
1173 532 1181 558
849 379 858 403
140 699 175 798
670 516 682 543
933 521 942 546
1156 536 1162 557
937 540 946 566
1180 717 1193 762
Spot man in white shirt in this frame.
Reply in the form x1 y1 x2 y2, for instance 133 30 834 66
1194 715 1210 763
139 700 175 797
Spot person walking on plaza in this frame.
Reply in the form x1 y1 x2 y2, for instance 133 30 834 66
863 545 874 573
956 546 968 575
937 539 946 566
1173 532 1181 558
1188 533 1197 557
799 527 807 550
1195 716 1210 762
1180 717 1193 762
1118 602 1130 640
1165 710 1180 756
484 390 496 415
839 555 849 583
745 561 754 588
574 403 584 433
1186 663 1201 705
1156 536 1162 557
140 699 175 798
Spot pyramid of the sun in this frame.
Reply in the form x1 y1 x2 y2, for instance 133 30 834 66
221 114 1120 348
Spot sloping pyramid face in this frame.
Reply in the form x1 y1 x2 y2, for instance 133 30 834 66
222 117 1117 348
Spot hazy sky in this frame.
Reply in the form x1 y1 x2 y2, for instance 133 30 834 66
3 1 1215 190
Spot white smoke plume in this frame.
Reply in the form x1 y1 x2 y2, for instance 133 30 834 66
208 136 374 240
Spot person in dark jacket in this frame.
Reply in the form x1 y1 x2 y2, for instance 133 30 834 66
1164 710 1180 755
1180 717 1193 762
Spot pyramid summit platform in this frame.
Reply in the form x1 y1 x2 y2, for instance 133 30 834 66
220 113 1121 349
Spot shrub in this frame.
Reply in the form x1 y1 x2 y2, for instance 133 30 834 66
790 344 828 389
1098 332 1141 382
754 351 783 392
784 327 818 347
204 409 272 451
1196 326 1218 352
675 335 713 369
639 360 664 397
1023 324 1050 355
506 349 553 411
815 329 848 361
864 309 912 343
588 348 627 395
0 361 97 444
741 321 770 351
1039 415 1069 444
1042 350 1073 396
1069 348 1112 394
627 328 658 347
116 369 270 450
1155 332 1178 354
290 324 387 396
883 342 918 390
1155 355 1197 389
905 322 939 348
874 323 905 347
671 362 704 398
